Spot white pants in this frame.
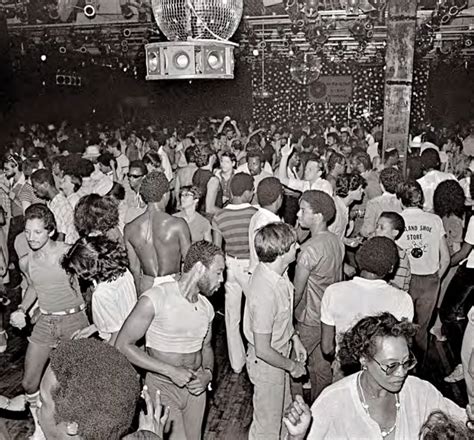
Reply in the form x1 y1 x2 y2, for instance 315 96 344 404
225 256 250 373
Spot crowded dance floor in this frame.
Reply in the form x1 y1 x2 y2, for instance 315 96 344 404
0 0 473 438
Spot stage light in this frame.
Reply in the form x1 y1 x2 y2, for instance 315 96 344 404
252 48 259 56
40 54 47 62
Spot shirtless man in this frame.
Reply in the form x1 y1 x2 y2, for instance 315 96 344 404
10 204 88 440
124 171 191 294
116 240 225 440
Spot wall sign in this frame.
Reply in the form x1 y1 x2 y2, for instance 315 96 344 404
308 75 353 103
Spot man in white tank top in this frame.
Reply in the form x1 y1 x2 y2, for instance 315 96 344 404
116 241 225 440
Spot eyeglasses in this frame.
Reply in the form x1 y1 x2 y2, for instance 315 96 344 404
180 192 195 198
372 353 417 376
127 174 144 179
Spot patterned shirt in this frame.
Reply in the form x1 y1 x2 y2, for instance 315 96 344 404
48 192 79 245
390 246 412 292
212 203 258 259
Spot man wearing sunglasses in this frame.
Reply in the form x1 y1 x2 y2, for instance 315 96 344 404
124 171 191 294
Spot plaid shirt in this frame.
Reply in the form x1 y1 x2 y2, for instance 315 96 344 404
48 193 79 245
390 246 412 292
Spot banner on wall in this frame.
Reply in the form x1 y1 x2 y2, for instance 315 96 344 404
308 76 353 103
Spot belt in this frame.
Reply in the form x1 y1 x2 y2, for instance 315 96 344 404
40 303 86 316
226 254 249 261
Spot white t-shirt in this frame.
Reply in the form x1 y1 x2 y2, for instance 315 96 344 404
417 170 456 212
464 216 474 268
285 176 333 196
92 269 137 341
398 207 446 275
116 153 130 183
307 373 466 439
321 277 414 337
328 195 348 240
248 208 282 273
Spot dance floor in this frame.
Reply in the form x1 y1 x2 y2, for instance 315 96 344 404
0 286 468 439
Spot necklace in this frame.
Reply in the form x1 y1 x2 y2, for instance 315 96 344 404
357 372 400 439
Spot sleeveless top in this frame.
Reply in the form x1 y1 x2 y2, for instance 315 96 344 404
28 243 84 313
142 280 214 353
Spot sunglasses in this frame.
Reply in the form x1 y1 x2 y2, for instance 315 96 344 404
127 174 144 179
372 352 417 376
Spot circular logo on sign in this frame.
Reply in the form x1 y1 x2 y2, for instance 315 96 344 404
310 81 327 99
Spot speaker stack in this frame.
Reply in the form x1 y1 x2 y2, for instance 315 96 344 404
145 41 235 80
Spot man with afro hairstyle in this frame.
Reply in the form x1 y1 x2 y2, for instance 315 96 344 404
293 190 344 401
320 237 414 372
124 171 191 294
116 241 225 440
37 339 142 440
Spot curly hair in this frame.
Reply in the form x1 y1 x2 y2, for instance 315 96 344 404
338 312 418 369
49 339 140 440
420 411 472 440
74 194 119 237
183 240 224 273
433 179 465 220
61 235 128 284
355 236 399 277
139 171 169 203
300 190 336 223
380 167 403 194
257 177 283 207
335 172 366 198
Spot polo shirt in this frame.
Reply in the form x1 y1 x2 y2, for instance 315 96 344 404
243 262 294 352
212 203 257 259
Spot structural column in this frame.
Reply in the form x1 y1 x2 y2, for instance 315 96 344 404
382 0 418 175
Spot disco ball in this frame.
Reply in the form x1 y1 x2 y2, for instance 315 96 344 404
151 0 243 41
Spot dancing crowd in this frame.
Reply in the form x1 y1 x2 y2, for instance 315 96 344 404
0 116 473 439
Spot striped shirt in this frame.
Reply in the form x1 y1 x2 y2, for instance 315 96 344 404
212 203 258 259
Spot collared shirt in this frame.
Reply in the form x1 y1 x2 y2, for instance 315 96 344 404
212 203 258 259
284 176 333 196
417 170 457 213
48 193 79 245
360 192 403 237
243 262 294 352
248 207 282 273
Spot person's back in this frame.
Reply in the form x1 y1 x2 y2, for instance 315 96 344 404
321 276 413 336
124 172 191 293
295 231 344 326
126 210 187 276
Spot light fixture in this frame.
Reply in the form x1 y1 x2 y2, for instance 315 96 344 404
252 48 259 56
40 54 47 62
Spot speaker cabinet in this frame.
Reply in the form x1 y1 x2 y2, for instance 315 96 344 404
145 41 235 80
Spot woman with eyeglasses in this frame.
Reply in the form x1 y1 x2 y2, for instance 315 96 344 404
302 313 470 439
